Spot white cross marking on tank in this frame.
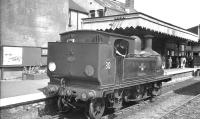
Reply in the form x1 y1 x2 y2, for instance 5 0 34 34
139 63 146 71
105 61 111 69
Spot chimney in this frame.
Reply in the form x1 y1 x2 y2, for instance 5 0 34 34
144 35 159 56
144 35 153 50
125 0 135 13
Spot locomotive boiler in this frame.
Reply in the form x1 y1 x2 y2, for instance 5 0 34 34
47 30 171 119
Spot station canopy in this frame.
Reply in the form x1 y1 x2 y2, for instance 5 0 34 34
82 12 198 42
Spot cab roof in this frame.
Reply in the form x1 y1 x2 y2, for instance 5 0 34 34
60 30 134 41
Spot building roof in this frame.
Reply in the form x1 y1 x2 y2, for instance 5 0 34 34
82 12 199 42
187 25 200 42
69 0 88 14
187 25 199 35
94 0 127 13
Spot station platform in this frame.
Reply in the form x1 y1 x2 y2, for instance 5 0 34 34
0 68 200 108
164 68 200 85
0 79 50 107
164 68 199 76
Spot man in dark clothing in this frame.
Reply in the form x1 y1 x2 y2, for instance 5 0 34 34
115 41 128 57
176 57 179 68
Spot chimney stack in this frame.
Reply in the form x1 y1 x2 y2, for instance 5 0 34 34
125 0 135 13
144 35 153 51
144 35 159 56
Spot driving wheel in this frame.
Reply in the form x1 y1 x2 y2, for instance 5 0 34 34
89 98 105 119
135 85 144 100
152 83 162 96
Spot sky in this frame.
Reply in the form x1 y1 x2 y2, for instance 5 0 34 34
118 0 200 29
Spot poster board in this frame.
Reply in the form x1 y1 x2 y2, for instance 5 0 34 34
2 46 46 66
22 47 41 66
3 47 23 65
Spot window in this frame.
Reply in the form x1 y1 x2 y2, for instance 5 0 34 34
114 39 129 57
167 49 175 56
179 45 185 51
41 48 48 56
67 39 75 43
90 10 95 18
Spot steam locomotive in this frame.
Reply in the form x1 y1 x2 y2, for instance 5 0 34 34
47 30 171 119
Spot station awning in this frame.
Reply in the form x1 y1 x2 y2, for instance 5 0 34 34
82 12 198 42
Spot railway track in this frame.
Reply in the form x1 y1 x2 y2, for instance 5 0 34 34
1 77 199 119
160 94 200 119
49 77 200 119
124 78 200 119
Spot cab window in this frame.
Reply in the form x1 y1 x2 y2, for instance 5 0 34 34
114 39 129 57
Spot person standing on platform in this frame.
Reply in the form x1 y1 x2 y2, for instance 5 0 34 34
190 56 194 68
188 55 194 68
176 57 179 68
180 56 183 68
168 56 172 69
161 56 166 69
183 57 186 68
180 56 186 68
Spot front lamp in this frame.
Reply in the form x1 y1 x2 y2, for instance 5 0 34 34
85 65 94 76
48 62 56 72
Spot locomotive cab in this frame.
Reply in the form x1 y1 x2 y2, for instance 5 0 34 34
48 31 119 89
48 31 140 88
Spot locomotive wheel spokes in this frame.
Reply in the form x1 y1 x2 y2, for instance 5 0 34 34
89 98 105 119
122 90 130 105
57 97 71 113
135 85 144 100
152 82 162 96
157 82 162 96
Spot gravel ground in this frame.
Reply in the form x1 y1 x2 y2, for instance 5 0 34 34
124 78 200 119
124 92 194 119
161 95 200 119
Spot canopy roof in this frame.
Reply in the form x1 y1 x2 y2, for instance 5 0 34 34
82 12 198 42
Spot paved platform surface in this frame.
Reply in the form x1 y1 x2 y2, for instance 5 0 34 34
164 68 198 75
0 79 49 99
0 68 199 107
0 79 49 107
